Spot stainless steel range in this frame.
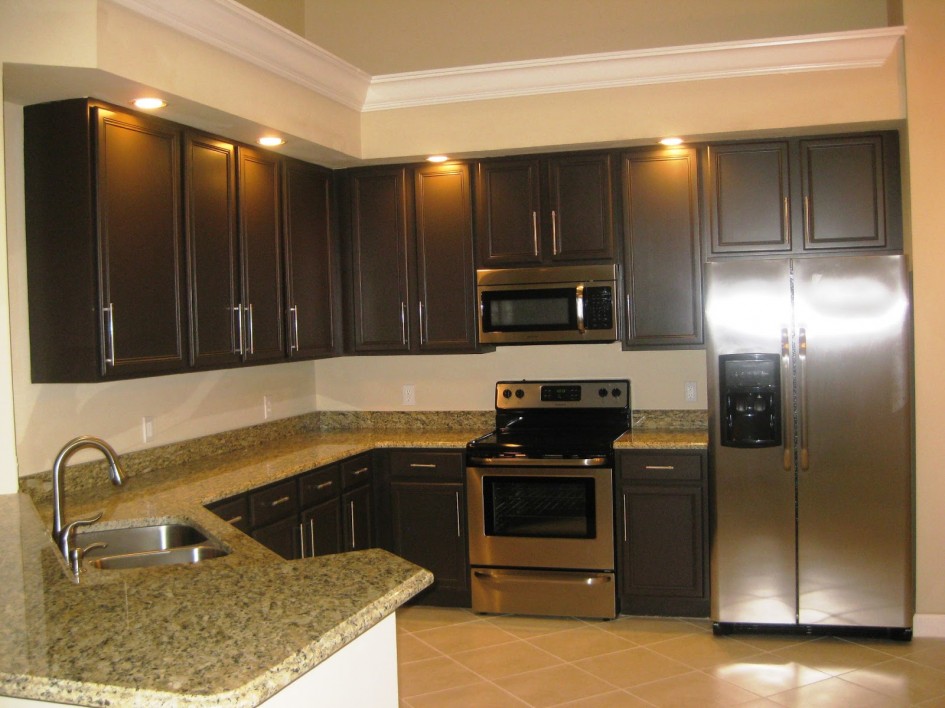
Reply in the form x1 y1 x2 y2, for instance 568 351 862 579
466 379 631 619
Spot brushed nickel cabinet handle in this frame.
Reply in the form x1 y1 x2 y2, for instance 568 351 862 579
103 302 116 366
270 495 290 507
289 304 299 352
410 463 437 469
644 465 675 471
400 302 407 345
455 491 461 537
551 209 559 255
316 481 333 490
309 518 316 558
531 211 539 255
234 304 244 355
225 515 243 525
298 522 305 558
246 303 255 355
349 500 356 549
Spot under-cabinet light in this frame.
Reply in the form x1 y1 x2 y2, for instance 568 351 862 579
659 137 684 146
427 155 449 163
132 97 167 110
257 136 286 147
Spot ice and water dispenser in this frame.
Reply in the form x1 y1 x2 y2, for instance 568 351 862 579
719 354 782 448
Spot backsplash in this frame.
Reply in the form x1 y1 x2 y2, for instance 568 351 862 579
20 409 706 504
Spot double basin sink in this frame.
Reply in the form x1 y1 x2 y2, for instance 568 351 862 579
75 522 229 570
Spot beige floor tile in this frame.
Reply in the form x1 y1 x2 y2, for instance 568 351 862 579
397 655 482 698
397 631 441 663
647 631 762 670
723 633 820 653
397 605 480 633
770 636 897 676
414 618 520 654
452 638 565 680
407 679 530 707
495 664 618 707
485 614 589 638
600 615 698 645
527 625 637 662
708 656 833 696
555 689 652 707
908 642 945 671
841 657 945 703
629 669 765 707
767 675 910 707
575 646 691 688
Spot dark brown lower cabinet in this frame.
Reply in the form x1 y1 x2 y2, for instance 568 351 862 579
387 450 469 607
301 500 343 557
617 450 709 616
252 516 300 560
342 483 374 552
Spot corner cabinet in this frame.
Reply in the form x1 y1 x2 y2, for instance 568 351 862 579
343 163 478 354
25 99 188 382
621 147 703 348
704 132 902 256
476 153 616 267
616 450 709 617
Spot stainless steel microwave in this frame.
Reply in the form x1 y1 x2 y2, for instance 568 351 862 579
477 265 619 345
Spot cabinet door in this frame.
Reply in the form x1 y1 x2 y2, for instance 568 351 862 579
237 145 285 363
475 158 543 266
252 516 301 560
391 481 468 606
283 158 338 358
705 142 791 255
206 495 250 534
347 168 411 352
622 148 703 347
800 135 890 250
342 484 374 551
547 153 615 262
301 499 343 557
184 132 241 368
414 163 477 352
95 106 187 377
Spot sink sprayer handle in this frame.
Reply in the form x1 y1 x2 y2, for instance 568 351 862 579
58 511 104 559
69 541 107 576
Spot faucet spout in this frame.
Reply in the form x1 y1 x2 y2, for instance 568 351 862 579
51 436 126 549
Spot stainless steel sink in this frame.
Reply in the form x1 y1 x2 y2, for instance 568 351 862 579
75 523 229 570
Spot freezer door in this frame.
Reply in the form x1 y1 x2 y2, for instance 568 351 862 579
706 259 797 625
793 255 913 627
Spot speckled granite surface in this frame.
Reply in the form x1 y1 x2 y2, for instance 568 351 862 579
614 428 708 449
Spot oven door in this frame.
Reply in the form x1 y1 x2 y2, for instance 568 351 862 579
466 464 614 571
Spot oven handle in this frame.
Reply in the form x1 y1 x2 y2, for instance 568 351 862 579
467 456 609 467
473 569 613 586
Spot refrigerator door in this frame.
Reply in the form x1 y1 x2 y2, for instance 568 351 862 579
793 255 913 627
706 259 797 624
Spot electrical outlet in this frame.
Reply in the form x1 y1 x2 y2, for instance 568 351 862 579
402 384 416 406
142 416 154 443
263 395 272 419
685 381 697 403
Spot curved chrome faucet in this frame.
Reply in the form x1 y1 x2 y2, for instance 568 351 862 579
51 436 126 558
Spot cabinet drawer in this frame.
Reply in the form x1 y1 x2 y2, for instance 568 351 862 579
249 479 298 528
341 454 373 489
207 495 250 533
299 465 341 508
621 453 703 481
389 450 464 481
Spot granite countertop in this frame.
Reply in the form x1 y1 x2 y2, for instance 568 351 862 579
615 428 708 450
1 423 706 706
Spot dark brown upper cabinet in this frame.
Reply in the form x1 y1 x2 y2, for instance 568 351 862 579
237 145 285 364
283 158 340 359
621 147 703 348
476 152 616 267
705 132 902 257
343 162 479 355
25 99 188 382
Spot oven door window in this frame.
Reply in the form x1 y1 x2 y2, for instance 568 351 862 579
480 288 577 332
483 475 596 539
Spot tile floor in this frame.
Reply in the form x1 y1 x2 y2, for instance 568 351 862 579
396 607 945 707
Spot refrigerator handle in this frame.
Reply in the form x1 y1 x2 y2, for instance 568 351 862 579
798 327 810 470
781 328 794 471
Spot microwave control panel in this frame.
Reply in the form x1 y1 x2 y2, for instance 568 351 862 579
583 287 614 330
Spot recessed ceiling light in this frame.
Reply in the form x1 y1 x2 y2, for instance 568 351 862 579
257 136 286 147
659 137 684 146
427 155 449 163
132 97 167 110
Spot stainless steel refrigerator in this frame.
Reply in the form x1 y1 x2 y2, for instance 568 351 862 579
705 255 913 638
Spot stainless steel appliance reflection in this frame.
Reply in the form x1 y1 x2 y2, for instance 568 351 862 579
706 255 913 639
466 380 630 619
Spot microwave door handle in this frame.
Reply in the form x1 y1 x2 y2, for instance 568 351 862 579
575 284 586 334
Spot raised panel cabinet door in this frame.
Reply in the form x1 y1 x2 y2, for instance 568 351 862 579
184 132 241 368
342 484 374 551
414 163 477 352
800 134 890 250
391 481 468 603
95 106 187 377
252 516 301 560
283 158 338 358
547 153 615 262
301 499 343 557
706 141 791 254
347 169 411 352
237 145 285 363
622 148 703 347
620 484 704 599
475 158 543 266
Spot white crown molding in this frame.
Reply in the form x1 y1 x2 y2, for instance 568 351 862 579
363 27 905 111
105 0 903 115
106 0 372 110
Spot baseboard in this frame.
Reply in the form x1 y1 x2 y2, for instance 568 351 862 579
913 614 945 637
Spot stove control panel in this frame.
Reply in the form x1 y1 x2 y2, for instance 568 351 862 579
496 379 630 410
